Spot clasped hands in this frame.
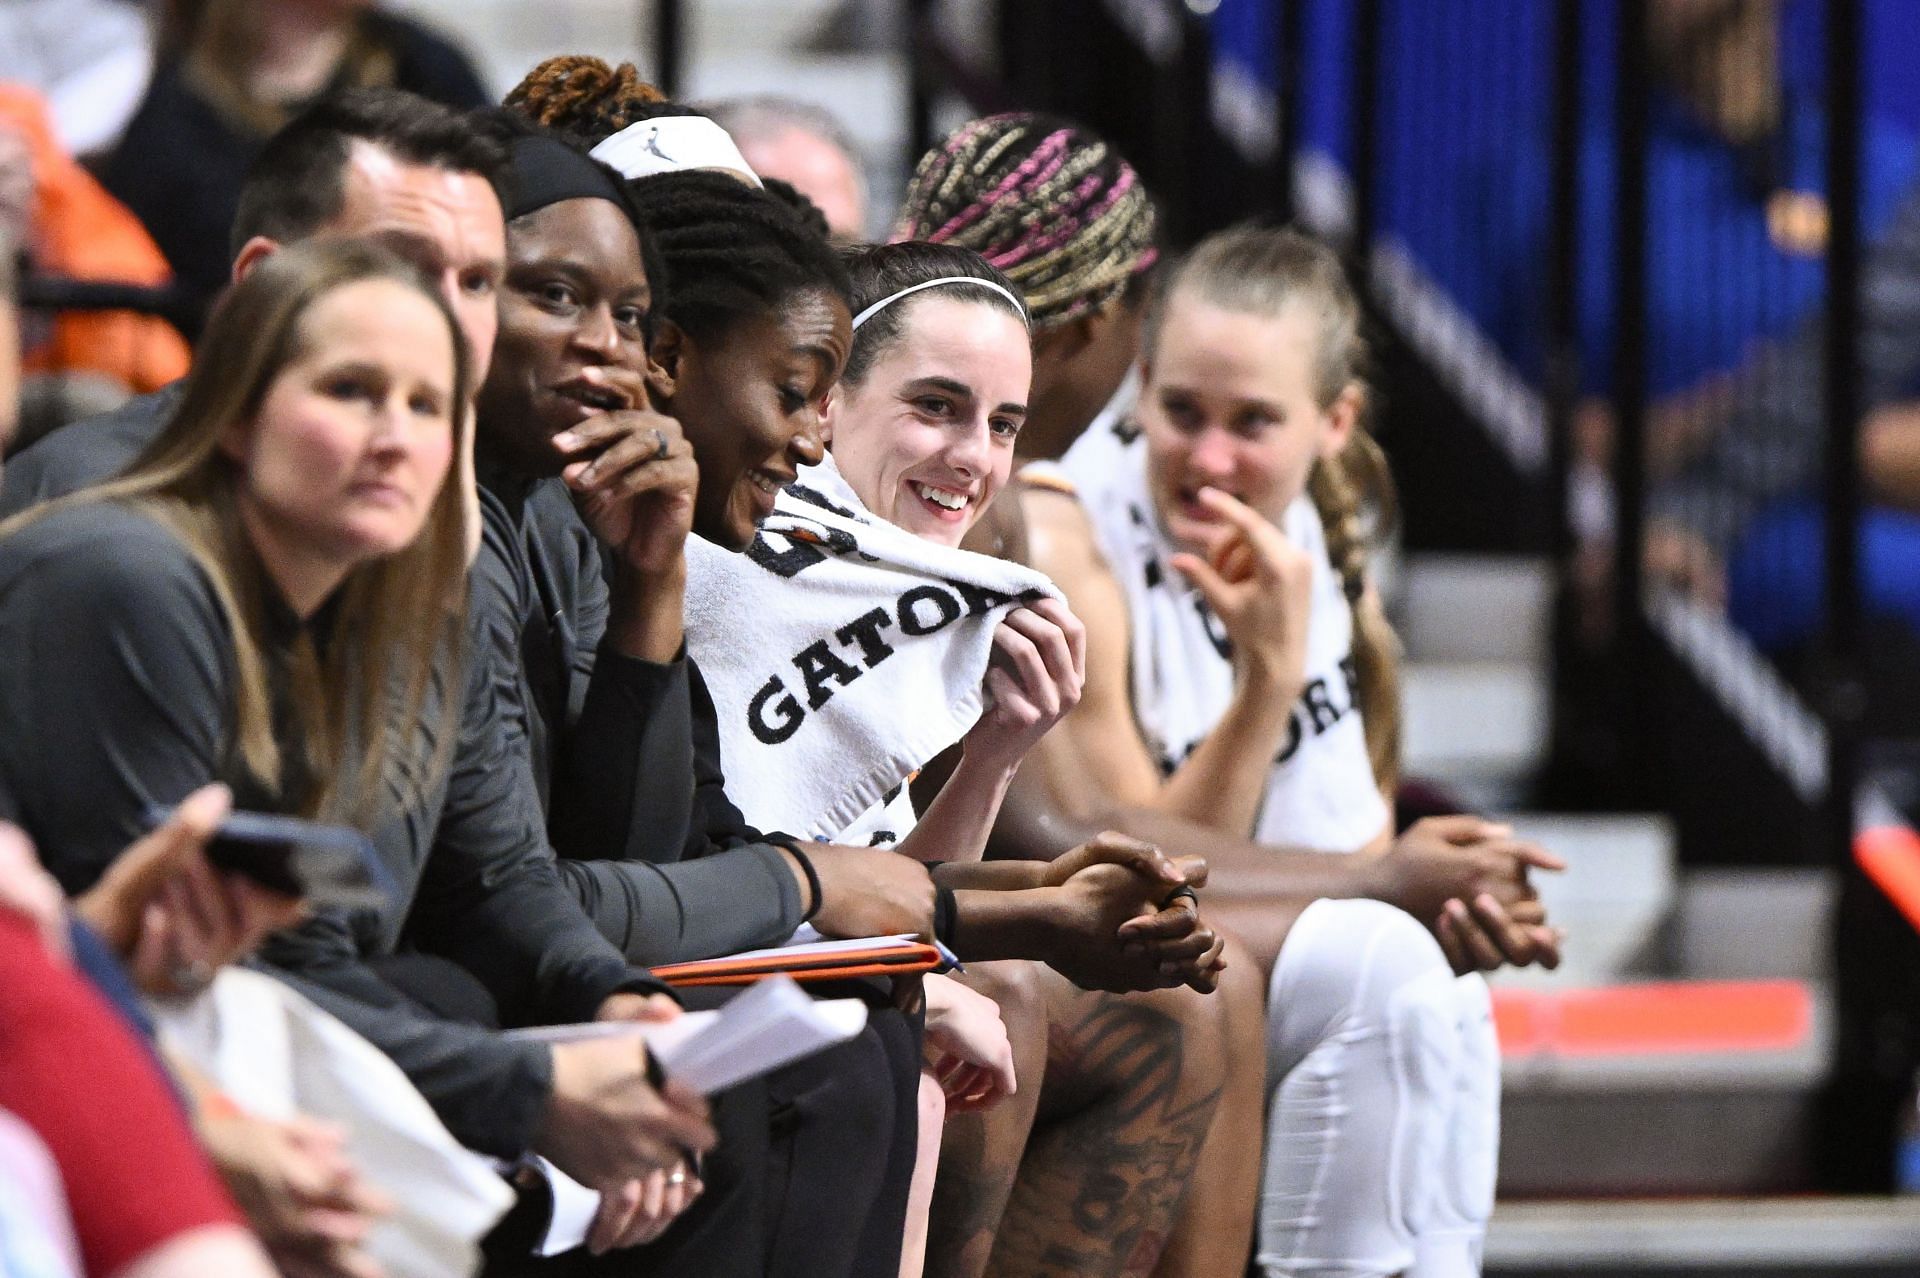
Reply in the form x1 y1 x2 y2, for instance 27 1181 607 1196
1038 831 1225 995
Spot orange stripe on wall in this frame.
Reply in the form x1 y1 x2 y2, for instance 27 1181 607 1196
1494 981 1813 1058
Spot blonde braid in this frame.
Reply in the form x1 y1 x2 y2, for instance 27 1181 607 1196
1308 429 1402 789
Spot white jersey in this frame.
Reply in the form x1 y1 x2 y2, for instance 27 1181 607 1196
1036 421 1389 853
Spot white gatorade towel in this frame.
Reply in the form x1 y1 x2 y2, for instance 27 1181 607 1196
684 453 1061 841
1037 419 1388 852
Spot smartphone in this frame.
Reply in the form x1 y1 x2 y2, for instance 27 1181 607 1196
145 807 396 911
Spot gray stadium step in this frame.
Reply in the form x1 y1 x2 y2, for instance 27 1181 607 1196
1485 1198 1920 1276
1492 845 1835 1198
1399 552 1554 666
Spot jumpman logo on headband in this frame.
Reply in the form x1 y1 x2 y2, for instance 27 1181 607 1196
639 126 673 164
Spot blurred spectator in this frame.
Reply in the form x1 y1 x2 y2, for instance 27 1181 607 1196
1473 0 1915 407
1652 181 1920 652
708 94 869 241
1450 0 1917 650
0 830 279 1278
0 0 153 157
0 86 191 455
101 0 489 310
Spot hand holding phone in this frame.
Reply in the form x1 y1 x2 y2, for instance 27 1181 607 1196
143 805 396 913
78 788 316 994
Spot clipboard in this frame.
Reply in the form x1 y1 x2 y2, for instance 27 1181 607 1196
651 933 947 987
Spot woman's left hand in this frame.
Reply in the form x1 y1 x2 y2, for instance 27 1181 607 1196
556 400 699 580
922 972 1017 1112
75 785 306 996
587 1163 704 1255
961 596 1087 774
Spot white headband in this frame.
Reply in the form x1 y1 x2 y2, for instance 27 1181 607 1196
589 116 763 187
850 276 1029 331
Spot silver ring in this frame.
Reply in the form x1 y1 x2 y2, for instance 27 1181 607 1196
651 429 669 461
667 1169 688 1186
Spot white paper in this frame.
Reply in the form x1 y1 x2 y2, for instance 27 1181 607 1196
711 932 925 965
503 975 868 1096
503 1010 718 1049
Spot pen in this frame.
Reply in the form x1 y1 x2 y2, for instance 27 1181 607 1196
931 936 965 974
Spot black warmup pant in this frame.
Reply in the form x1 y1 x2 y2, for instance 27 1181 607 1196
761 997 922 1278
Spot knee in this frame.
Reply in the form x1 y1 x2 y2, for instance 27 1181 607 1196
961 959 1045 1022
1274 898 1449 1005
1269 898 1455 1078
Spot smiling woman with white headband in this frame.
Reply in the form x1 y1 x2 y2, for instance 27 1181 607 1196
825 246 1082 868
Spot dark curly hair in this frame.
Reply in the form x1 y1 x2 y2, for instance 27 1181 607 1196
504 55 704 143
624 170 849 344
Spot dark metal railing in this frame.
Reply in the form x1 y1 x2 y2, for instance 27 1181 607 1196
936 0 1910 1189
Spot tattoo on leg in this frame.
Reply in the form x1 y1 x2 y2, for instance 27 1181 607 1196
987 990 1226 1278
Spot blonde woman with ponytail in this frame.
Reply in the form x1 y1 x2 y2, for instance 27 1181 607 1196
1024 226 1533 1278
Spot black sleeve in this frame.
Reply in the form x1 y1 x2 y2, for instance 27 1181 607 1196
533 548 806 960
255 911 554 1159
555 846 804 965
685 659 778 856
403 623 668 1027
2 514 234 893
545 643 806 962
548 644 696 864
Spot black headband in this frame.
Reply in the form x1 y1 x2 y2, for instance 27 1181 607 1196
506 133 632 221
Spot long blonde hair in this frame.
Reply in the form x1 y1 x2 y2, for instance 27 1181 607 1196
1143 225 1403 788
0 239 473 826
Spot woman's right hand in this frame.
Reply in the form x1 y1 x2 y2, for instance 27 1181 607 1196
540 1038 717 1191
552 371 699 580
1166 487 1314 693
196 1109 392 1278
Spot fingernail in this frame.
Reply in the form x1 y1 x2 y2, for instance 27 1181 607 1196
554 431 580 448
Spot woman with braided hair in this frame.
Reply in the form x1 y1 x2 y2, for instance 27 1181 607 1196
895 111 1160 468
